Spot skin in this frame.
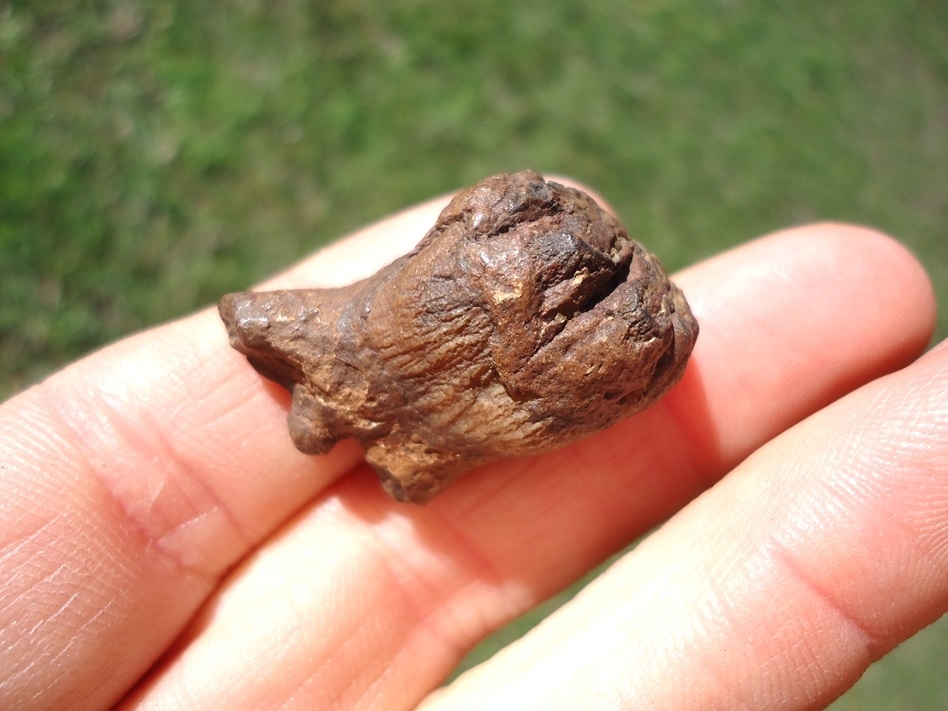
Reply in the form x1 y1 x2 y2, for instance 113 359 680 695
0 180 944 710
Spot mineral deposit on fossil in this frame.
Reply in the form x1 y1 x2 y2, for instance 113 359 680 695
219 171 698 503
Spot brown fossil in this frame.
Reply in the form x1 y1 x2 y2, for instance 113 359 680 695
219 171 698 503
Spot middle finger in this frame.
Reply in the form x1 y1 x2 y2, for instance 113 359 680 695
122 224 934 710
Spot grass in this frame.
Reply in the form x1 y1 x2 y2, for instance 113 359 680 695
2 1 947 706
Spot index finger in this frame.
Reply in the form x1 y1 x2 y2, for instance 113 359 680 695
0 205 935 711
0 195 451 710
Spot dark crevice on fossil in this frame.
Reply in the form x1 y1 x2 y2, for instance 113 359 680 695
220 171 698 503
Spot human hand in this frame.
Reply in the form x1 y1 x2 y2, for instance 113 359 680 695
0 183 944 710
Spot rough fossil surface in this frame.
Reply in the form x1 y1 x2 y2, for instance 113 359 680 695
219 171 698 503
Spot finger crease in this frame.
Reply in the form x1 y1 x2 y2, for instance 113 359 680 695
769 543 885 662
36 381 249 583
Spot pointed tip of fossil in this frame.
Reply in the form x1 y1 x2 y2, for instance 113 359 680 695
217 291 253 347
218 291 289 350
218 291 298 381
217 290 240 324
219 290 308 390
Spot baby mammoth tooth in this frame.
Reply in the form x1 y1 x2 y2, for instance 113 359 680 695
219 170 698 503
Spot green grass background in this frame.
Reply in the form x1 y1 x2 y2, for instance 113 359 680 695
2 1 946 706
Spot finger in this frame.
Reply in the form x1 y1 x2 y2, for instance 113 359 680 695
426 338 948 710
119 225 936 710
0 195 451 710
0 178 598 709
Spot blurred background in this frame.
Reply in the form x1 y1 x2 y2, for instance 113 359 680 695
1 2 946 706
